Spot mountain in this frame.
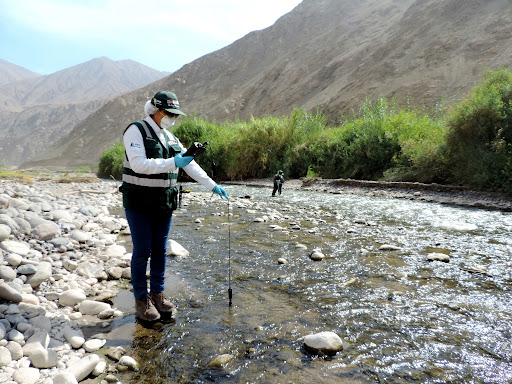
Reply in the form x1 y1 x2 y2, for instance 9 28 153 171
0 57 170 165
23 0 512 169
0 59 41 87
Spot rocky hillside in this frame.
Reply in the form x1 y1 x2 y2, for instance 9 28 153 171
0 58 170 166
23 0 512 169
0 59 41 87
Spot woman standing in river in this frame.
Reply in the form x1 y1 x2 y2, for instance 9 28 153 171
120 90 228 321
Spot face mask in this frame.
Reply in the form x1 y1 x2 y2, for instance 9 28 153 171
159 115 176 129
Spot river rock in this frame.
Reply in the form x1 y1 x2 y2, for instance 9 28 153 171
0 282 23 303
379 244 403 251
0 265 16 281
0 240 30 256
67 353 101 382
63 259 78 272
104 346 126 361
104 244 126 257
29 314 52 332
427 252 450 262
167 239 189 257
208 354 235 368
107 266 123 280
0 346 12 366
26 261 52 288
63 326 85 349
0 224 11 242
23 329 50 356
303 331 343 356
118 355 139 371
53 371 79 384
6 341 23 360
278 258 288 265
92 360 107 376
12 367 40 384
79 300 111 315
13 217 32 234
51 210 73 222
59 289 87 306
50 237 70 248
310 250 325 261
0 196 8 209
78 205 100 217
17 264 38 275
5 253 22 267
0 322 5 339
9 329 25 344
0 214 19 231
70 230 90 243
32 221 61 241
76 262 107 280
29 347 59 368
83 338 106 352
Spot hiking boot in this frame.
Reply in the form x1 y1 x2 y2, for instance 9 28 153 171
135 296 160 321
149 292 175 313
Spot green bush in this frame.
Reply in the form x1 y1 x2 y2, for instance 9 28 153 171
97 142 125 180
446 68 512 190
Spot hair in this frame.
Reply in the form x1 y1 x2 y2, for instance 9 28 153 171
144 100 158 116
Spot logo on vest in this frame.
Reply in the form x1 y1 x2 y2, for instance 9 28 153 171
130 142 141 148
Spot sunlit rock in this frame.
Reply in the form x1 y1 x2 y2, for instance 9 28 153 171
379 244 402 251
427 252 450 263
310 249 325 261
303 331 343 356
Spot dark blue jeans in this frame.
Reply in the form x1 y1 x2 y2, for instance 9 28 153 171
125 209 172 300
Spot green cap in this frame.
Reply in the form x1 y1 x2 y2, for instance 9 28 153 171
151 91 186 115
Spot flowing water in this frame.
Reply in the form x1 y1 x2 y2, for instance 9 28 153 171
112 183 512 384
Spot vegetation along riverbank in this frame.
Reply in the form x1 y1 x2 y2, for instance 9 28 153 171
99 68 512 195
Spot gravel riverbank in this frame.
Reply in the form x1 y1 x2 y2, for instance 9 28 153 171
0 178 140 384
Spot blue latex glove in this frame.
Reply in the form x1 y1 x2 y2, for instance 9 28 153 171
212 185 229 199
174 153 194 168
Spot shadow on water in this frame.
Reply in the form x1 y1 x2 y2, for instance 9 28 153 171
109 183 512 384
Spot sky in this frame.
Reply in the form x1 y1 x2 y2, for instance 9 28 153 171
0 0 303 75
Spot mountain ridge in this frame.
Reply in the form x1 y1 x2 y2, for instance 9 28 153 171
0 59 41 87
0 57 170 165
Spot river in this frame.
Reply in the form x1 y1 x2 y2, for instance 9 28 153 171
111 182 512 384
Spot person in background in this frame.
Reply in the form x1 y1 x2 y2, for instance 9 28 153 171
272 170 285 196
120 90 228 322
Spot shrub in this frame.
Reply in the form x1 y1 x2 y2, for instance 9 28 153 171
445 68 512 191
97 142 125 180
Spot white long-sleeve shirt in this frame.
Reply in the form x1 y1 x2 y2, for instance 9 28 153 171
123 116 216 191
